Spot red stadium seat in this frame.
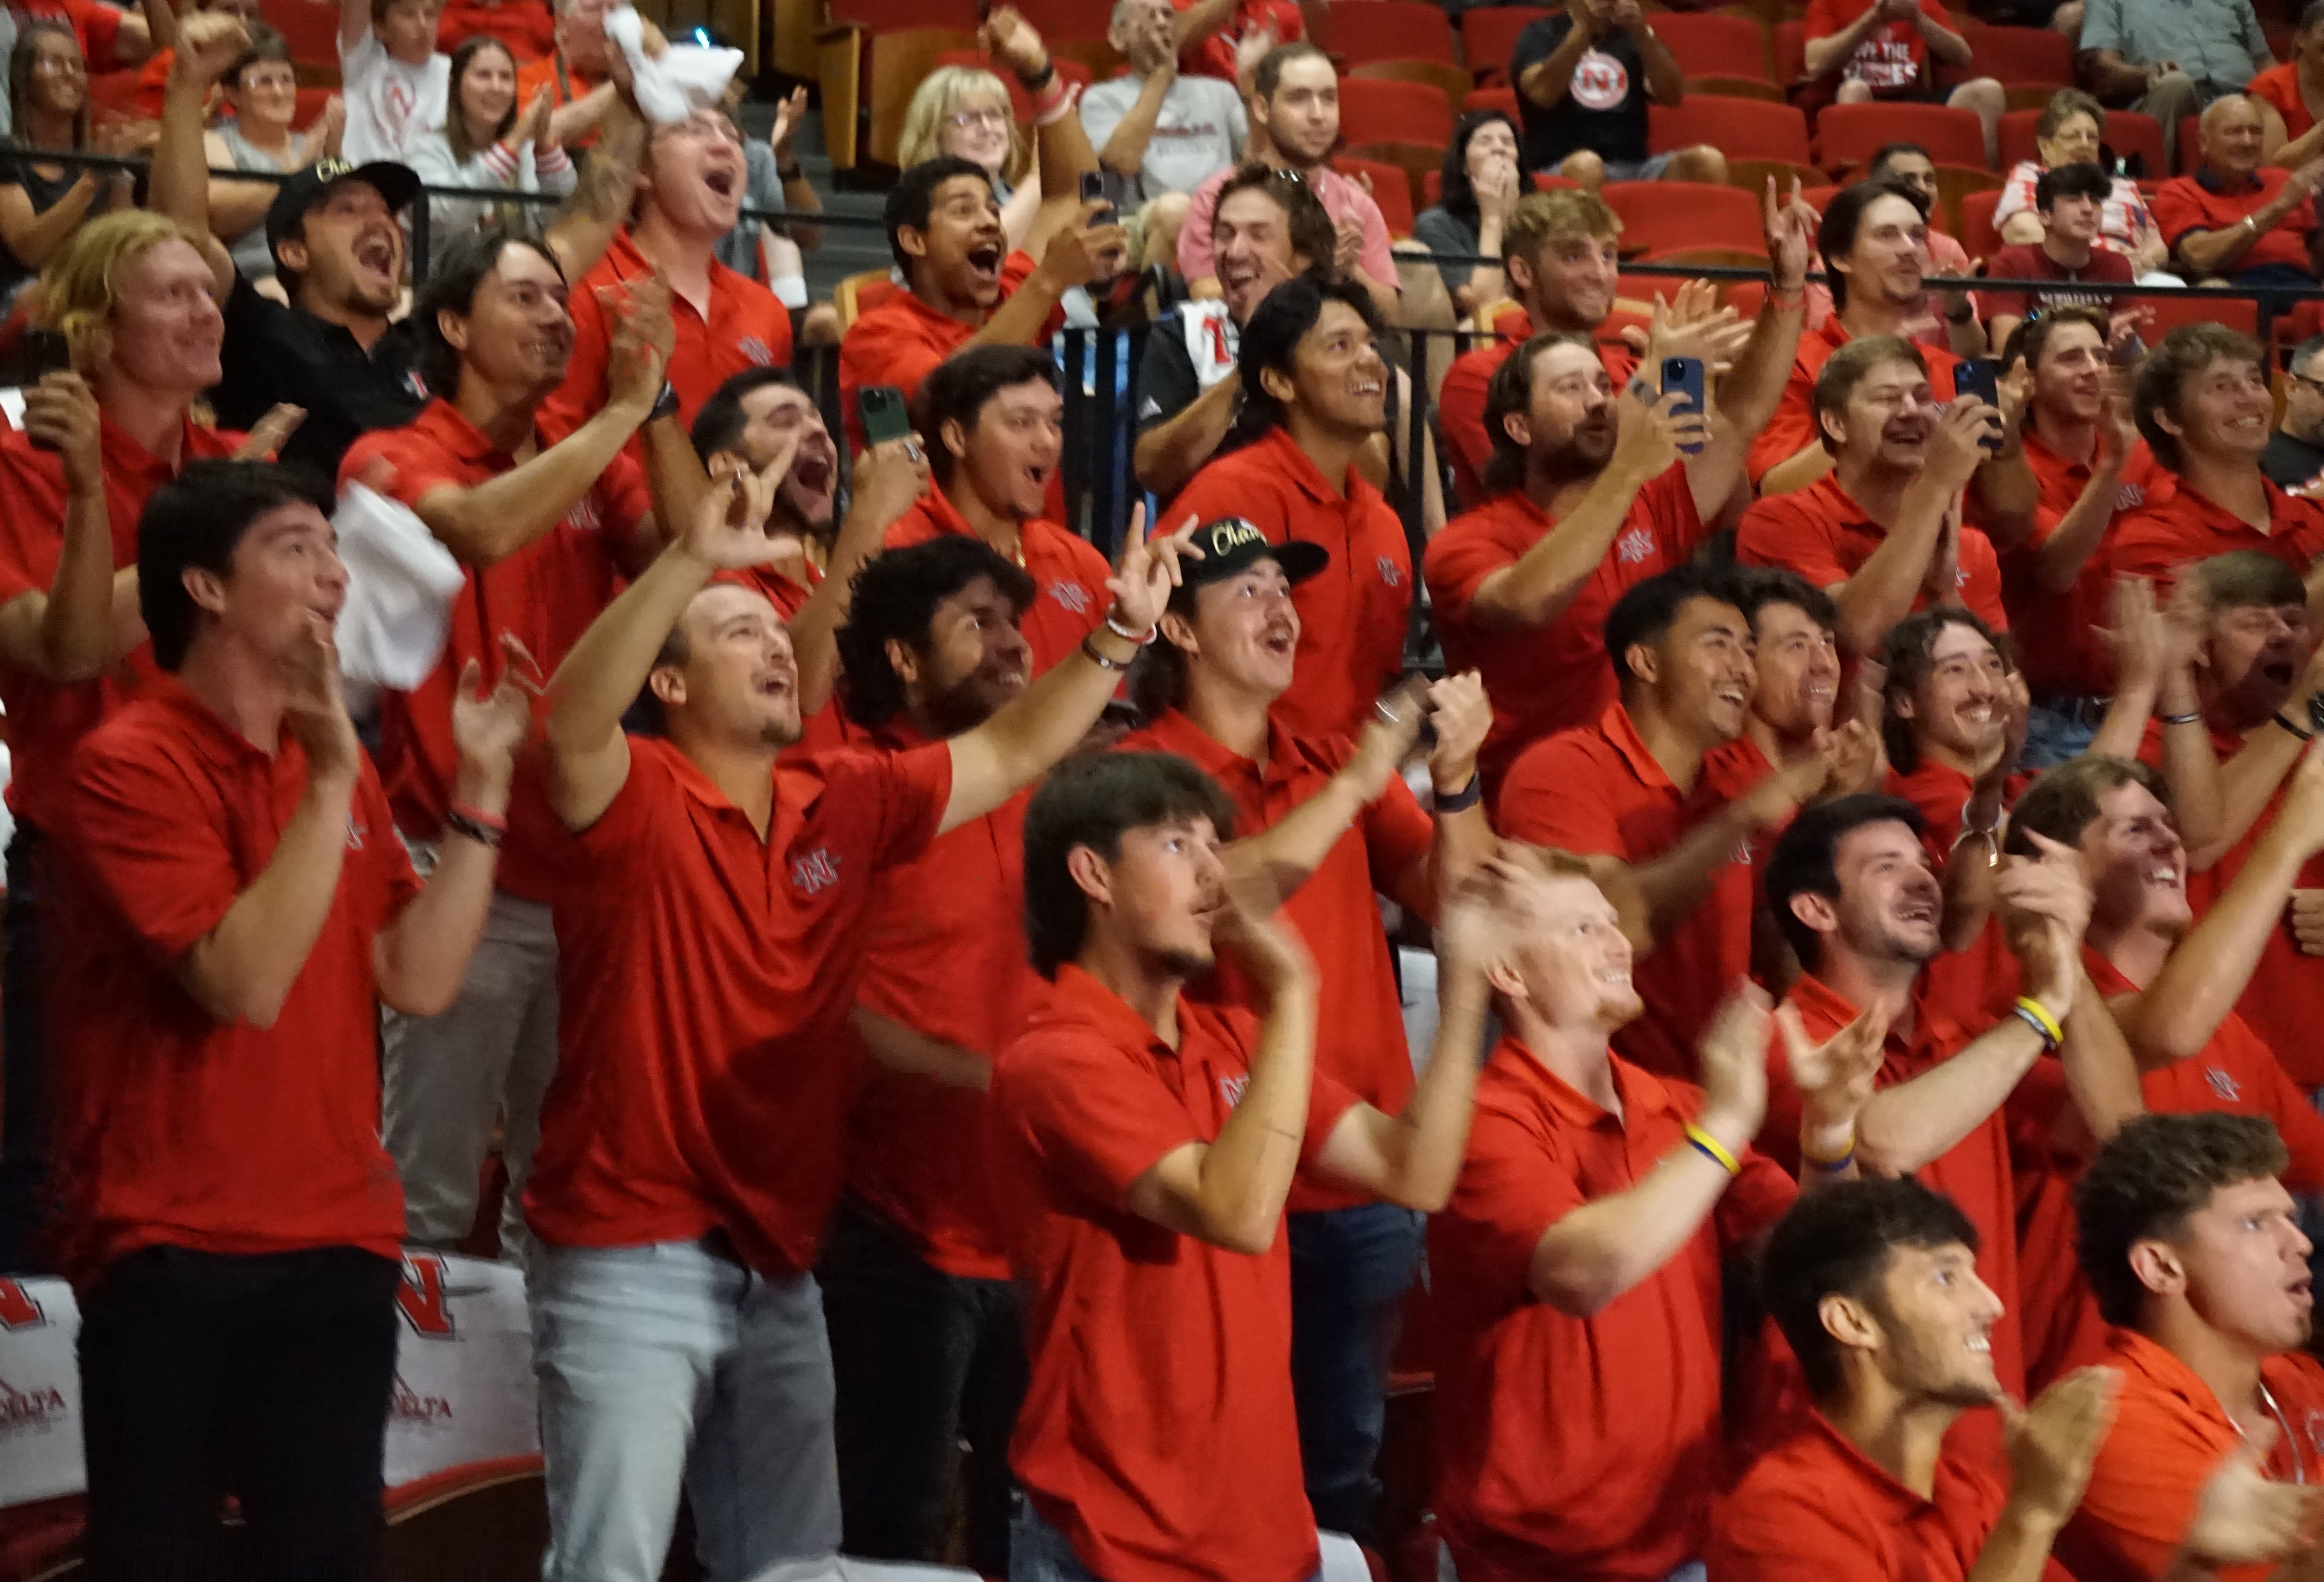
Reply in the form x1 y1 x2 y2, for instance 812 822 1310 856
293 84 334 127
1332 154 1417 237
2145 294 2259 338
2108 111 2166 177
1339 76 1456 146
1817 102 1988 174
1797 183 1842 213
1601 179 1766 255
259 0 341 65
1463 85 1520 120
1959 186 2005 258
1650 10 1774 82
1011 0 1109 44
1325 0 1459 67
1997 108 2042 170
2179 113 2202 174
824 0 976 23
933 49 1089 122
1459 5 1550 82
1648 95 1811 162
1772 20 1807 88
1971 23 2074 89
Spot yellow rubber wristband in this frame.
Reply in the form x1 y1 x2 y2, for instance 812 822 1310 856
2014 996 2064 1047
1683 1122 1740 1176
1801 1128 1857 1168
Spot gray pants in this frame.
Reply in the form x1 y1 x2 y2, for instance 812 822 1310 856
530 1238 843 1582
382 868 559 1264
2134 70 2202 172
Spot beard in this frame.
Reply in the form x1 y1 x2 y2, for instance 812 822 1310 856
919 669 1013 739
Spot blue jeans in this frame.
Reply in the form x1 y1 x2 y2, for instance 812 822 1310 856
1288 1202 1427 1541
529 1237 842 1582
2021 698 2104 771
1010 1498 1324 1582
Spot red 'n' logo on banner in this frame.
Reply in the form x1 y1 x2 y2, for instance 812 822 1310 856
397 1255 456 1339
0 1282 45 1332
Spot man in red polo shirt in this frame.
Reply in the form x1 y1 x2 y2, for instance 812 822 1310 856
1710 1177 2122 1581
1760 793 2145 1452
1425 182 1812 788
1429 851 1884 1582
1497 564 1837 1079
1749 180 1990 496
1114 517 1492 1541
525 469 1193 1578
338 225 684 1266
2113 325 2324 598
993 749 1500 1582
1879 609 2028 874
1169 275 1412 742
818 536 1041 1572
0 209 258 1269
51 458 527 1575
2155 95 2324 289
1997 308 2166 767
2064 1113 2324 1581
890 345 1112 673
1740 335 2012 659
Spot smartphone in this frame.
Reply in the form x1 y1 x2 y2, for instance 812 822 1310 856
858 385 912 448
1079 169 1110 213
1954 358 2003 452
1661 355 1706 455
16 328 69 450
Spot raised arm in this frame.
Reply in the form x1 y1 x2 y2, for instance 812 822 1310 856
1912 0 1974 67
966 202 1123 357
337 0 368 54
1972 1370 2121 1582
1133 366 1240 497
982 5 1100 212
1518 6 1598 111
1804 2 1888 78
1830 403 1990 655
152 10 247 297
767 431 932 718
542 100 644 285
1124 897 1319 1254
1092 54 1176 182
939 507 1198 833
1686 187 1812 517
0 374 138 682
2089 577 2222 855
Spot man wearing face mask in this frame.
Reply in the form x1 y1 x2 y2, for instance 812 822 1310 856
1133 164 1332 500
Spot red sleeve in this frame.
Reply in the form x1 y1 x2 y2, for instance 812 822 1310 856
598 449 655 563
1438 1095 1581 1303
1361 771 1437 906
1011 1028 1213 1207
1168 457 1260 537
1802 0 1843 41
1641 459 1709 555
1706 1470 1895 1581
64 730 245 963
1746 362 1820 485
345 429 464 510
1735 494 1847 589
568 735 688 863
1717 1147 1799 1245
1980 247 2036 323
2263 1049 2324 1194
2150 179 2206 248
1420 512 1515 631
2106 507 2193 592
1436 346 1498 489
74 0 124 68
864 740 954 873
1496 736 1625 851
0 449 58 606
1960 529 2010 631
839 308 947 417
537 269 614 445
1302 1066 1363 1173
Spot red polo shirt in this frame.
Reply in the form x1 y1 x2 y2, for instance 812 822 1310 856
2251 63 2315 140
1707 1410 2069 1582
1770 972 2023 1453
990 963 1359 1582
1736 471 2008 633
1169 426 1413 743
20 0 124 67
2060 1330 2324 1582
2001 428 2167 700
1172 0 1304 79
1747 319 1962 486
1887 758 2030 872
884 486 1111 673
2137 716 2324 1090
0 415 244 833
540 227 794 446
834 251 1048 453
1118 708 1433 1212
339 399 652 900
1498 703 1755 1083
515 52 605 122
437 0 557 57
1435 315 1642 510
46 679 419 1288
1425 463 1708 791
731 559 819 621
846 719 1033 1282
1431 1038 1794 1582
524 734 953 1278
2109 477 2324 597
2153 169 2320 275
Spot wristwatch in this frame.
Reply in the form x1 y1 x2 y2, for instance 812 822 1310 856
648 380 680 423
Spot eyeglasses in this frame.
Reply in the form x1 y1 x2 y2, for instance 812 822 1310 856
948 108 1010 132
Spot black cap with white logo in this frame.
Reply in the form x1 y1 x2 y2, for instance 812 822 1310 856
264 158 422 260
1180 517 1328 588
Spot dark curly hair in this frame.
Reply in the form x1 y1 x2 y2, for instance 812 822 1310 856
1760 1177 1981 1399
834 536 1035 728
2074 1112 2289 1327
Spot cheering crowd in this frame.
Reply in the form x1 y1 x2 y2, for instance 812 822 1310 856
17 0 2324 1575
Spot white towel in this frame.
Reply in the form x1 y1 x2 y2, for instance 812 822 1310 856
333 481 466 717
608 5 743 127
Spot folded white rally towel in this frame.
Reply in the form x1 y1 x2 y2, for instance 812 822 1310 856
333 481 466 715
608 4 743 127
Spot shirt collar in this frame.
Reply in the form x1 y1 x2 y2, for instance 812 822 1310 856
408 397 509 468
1047 963 1179 1060
1137 707 1302 794
2196 166 2264 196
1787 969 1969 1057
142 673 287 773
1596 700 1679 796
1491 1032 1675 1129
1257 423 1378 513
98 408 202 486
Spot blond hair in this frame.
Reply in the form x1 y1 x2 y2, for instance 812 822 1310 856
1501 189 1620 268
39 210 211 373
898 65 1031 187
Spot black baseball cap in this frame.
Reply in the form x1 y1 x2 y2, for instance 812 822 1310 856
264 158 422 259
1181 517 1328 587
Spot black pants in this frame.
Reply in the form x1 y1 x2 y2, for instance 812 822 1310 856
0 823 51 1272
78 1244 402 1582
820 1196 1026 1574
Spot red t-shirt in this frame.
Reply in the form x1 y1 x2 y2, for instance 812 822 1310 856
2061 1329 2324 1582
1435 312 1642 510
1747 319 1962 486
2250 62 2315 140
514 51 605 129
2109 477 2324 598
1979 244 2137 324
338 399 652 900
1498 703 1756 1083
1425 463 1708 792
2153 169 2320 275
2136 716 2324 1090
540 226 794 449
846 719 1033 1282
436 0 557 58
46 679 419 1287
1736 471 2009 633
1431 1038 1794 1582
834 250 1047 454
1708 1410 2072 1582
0 415 244 832
1170 0 1304 80
1168 426 1413 743
883 486 1111 674
1118 708 1432 1212
1805 0 1960 93
20 0 125 68
990 963 1359 1582
2000 428 2168 700
524 734 953 1277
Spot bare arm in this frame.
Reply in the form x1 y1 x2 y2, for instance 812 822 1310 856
0 374 131 683
338 0 368 53
1096 64 1177 181
772 434 929 720
0 177 104 272
1804 4 1888 78
1627 14 1687 105
546 81 618 149
1914 6 1974 67
1685 186 1814 519
1828 404 1990 655
2081 48 2157 99
1518 18 1597 110
205 129 282 240
851 1006 991 1090
542 103 643 285
2193 710 2312 871
1133 368 1238 497
2175 163 2324 277
152 10 249 299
